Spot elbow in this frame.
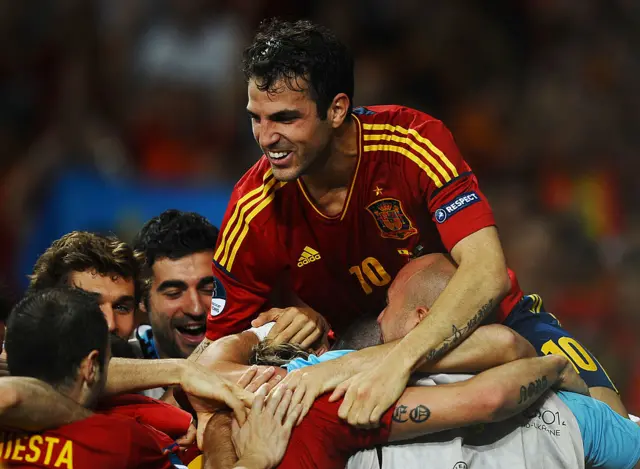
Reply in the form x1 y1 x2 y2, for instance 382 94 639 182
491 267 511 300
501 327 536 361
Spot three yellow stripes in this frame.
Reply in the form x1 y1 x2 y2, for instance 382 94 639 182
214 169 286 271
362 123 458 188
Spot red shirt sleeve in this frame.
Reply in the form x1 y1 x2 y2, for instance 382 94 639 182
96 394 193 440
206 164 287 341
404 117 496 251
124 419 175 469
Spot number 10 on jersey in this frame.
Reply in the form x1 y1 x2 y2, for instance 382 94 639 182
349 257 391 294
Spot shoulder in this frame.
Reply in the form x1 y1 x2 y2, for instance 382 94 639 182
232 156 276 197
221 157 291 237
354 104 443 130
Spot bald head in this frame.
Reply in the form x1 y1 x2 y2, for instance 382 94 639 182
378 253 458 343
395 253 457 310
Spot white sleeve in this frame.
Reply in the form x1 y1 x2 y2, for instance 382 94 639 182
247 321 276 341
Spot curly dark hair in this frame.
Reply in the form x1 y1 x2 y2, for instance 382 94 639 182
133 209 219 302
242 18 354 119
29 231 142 302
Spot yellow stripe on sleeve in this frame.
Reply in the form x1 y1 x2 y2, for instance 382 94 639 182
226 182 286 271
362 123 459 179
214 169 274 262
363 144 443 188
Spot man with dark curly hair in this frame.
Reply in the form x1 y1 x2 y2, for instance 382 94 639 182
133 209 219 360
202 17 627 423
28 231 139 339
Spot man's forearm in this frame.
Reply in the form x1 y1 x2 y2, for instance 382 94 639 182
388 354 567 441
202 411 237 469
189 338 213 362
419 325 536 373
0 377 91 431
398 257 508 370
104 358 186 395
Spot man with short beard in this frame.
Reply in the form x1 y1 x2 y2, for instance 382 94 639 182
133 210 219 360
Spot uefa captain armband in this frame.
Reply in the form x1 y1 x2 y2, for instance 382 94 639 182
434 191 480 224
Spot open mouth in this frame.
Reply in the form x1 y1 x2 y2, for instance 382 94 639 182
267 150 294 167
268 150 291 160
176 324 206 341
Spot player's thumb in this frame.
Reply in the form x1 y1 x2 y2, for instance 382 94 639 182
251 309 281 327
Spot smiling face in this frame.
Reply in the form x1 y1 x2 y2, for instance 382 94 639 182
247 78 335 182
144 251 213 358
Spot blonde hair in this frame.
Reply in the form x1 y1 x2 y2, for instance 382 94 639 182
249 340 310 367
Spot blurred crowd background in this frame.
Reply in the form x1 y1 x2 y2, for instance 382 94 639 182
0 0 638 412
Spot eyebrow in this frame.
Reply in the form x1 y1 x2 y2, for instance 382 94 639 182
197 276 214 289
247 109 302 121
113 295 136 305
157 280 188 292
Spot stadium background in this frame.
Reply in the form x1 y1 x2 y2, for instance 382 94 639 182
0 1 638 414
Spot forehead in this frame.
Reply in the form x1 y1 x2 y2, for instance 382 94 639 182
247 78 314 113
68 270 135 299
151 251 213 283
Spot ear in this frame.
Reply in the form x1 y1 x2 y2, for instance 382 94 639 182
79 350 101 386
327 93 351 128
139 299 147 314
416 306 430 323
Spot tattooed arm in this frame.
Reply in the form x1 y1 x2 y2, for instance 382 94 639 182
189 338 213 362
386 354 580 441
336 228 511 426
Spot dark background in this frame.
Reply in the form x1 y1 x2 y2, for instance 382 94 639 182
1 0 638 413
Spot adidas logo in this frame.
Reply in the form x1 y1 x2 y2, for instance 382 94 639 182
297 246 321 267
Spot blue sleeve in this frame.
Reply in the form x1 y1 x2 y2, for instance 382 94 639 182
557 391 640 469
285 349 355 373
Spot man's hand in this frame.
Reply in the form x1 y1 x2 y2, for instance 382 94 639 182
174 422 197 451
237 366 283 394
274 363 346 425
181 361 254 425
251 306 329 349
330 357 410 428
231 384 301 469
554 359 590 397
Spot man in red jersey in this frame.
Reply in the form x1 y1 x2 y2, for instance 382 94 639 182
201 18 625 419
0 288 185 468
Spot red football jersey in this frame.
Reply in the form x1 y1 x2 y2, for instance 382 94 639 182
277 395 393 469
207 105 523 340
0 414 174 469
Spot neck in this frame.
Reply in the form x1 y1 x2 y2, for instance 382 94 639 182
301 116 358 195
57 381 87 408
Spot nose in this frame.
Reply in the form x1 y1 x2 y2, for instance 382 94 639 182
377 308 386 325
256 121 279 149
186 289 207 318
100 304 117 333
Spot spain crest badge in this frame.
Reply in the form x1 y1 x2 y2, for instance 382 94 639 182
366 198 418 240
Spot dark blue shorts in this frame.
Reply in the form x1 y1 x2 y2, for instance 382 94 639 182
503 294 617 391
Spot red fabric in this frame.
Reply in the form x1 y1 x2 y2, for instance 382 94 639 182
277 395 394 469
0 414 174 468
96 394 193 440
207 105 523 340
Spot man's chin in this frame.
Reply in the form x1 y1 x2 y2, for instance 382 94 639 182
271 166 301 182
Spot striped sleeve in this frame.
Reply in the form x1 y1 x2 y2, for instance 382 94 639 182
206 167 287 341
364 117 495 251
